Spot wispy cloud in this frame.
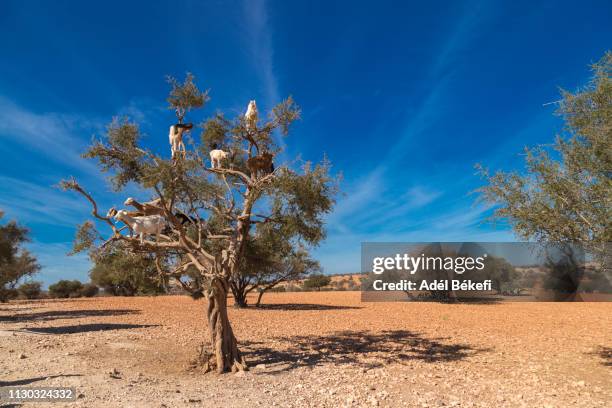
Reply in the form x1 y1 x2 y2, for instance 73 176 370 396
0 96 103 176
243 0 280 108
317 2 503 272
0 176 91 226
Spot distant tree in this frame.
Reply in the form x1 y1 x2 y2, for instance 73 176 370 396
477 52 612 264
79 283 99 297
254 249 320 306
17 281 42 299
303 274 331 291
48 280 83 298
229 222 321 307
0 211 40 302
89 243 167 296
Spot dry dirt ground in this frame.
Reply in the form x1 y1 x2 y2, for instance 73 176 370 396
1 292 611 407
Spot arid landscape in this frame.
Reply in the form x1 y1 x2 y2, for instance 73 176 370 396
1 292 611 407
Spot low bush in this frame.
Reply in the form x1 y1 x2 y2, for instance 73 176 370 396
80 283 99 297
17 281 42 299
48 280 83 298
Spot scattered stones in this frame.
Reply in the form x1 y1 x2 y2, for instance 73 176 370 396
0 293 609 407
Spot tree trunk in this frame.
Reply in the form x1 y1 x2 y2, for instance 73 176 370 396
198 278 247 373
232 288 248 308
229 280 249 308
255 289 264 307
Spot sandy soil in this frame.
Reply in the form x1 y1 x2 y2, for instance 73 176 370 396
1 292 611 407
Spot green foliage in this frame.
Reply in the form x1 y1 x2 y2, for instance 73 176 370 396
89 244 166 296
17 281 42 299
83 118 147 191
79 283 99 297
230 216 321 306
303 274 332 290
66 72 339 315
166 72 209 122
477 52 611 262
269 158 339 244
69 221 100 255
0 211 40 302
48 280 84 298
270 96 301 136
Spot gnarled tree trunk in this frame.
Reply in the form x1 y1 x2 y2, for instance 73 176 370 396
198 278 247 373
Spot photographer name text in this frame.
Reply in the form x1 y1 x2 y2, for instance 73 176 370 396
372 279 493 291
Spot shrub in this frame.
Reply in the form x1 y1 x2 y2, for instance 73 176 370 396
0 287 18 302
17 281 42 299
79 283 99 297
303 274 331 291
48 280 83 298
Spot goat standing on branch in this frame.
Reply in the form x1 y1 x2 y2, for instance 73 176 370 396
169 123 193 160
209 148 229 169
246 152 274 178
61 73 338 375
124 197 165 216
245 100 258 131
113 210 165 245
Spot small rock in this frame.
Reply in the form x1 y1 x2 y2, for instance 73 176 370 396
18 353 26 359
109 368 121 379
576 380 586 387
255 363 266 370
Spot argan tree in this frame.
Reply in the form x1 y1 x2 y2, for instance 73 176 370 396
230 222 321 308
62 74 338 373
477 52 611 264
0 211 40 302
89 242 168 296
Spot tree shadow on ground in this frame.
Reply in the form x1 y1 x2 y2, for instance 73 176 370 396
242 330 490 374
254 303 362 311
590 346 612 366
0 309 139 323
17 323 158 335
0 374 82 387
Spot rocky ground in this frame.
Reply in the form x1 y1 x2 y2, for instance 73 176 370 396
1 292 610 407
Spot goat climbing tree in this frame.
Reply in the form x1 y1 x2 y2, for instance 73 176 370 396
62 73 338 373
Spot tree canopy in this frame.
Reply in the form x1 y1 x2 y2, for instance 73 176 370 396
62 73 339 373
477 52 611 264
0 211 40 302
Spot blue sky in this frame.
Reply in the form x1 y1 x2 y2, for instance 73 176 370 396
0 0 610 286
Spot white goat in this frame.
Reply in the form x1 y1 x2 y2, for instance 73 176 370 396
114 209 165 244
168 123 193 159
245 100 258 131
210 149 229 169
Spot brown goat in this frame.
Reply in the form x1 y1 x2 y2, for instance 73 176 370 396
246 153 274 178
